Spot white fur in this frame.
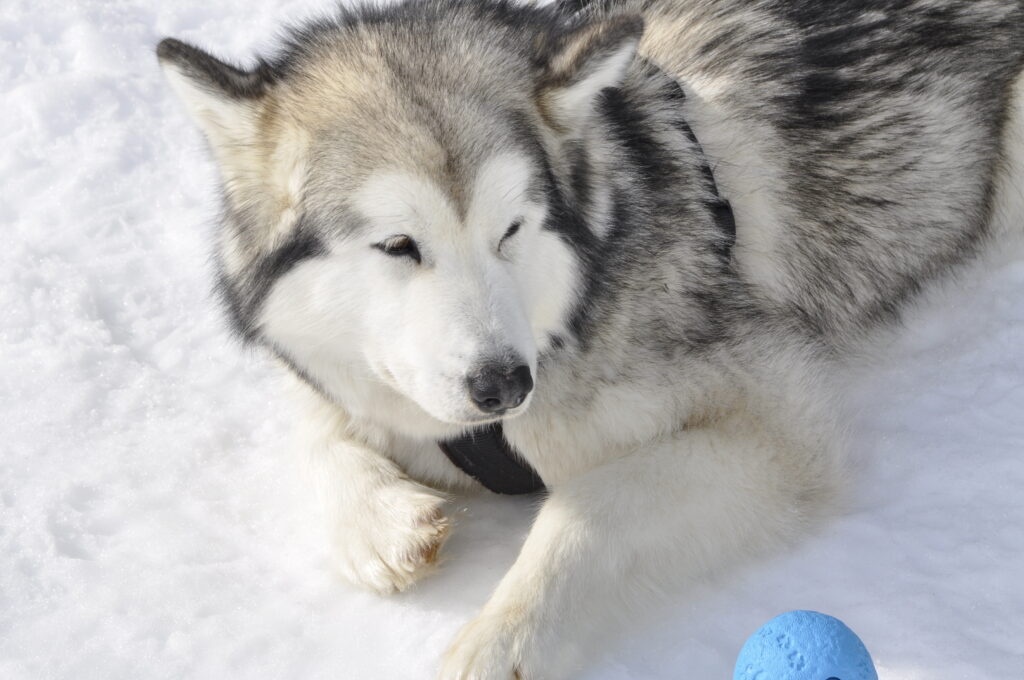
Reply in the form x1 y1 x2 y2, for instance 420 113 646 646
290 378 455 594
440 413 835 678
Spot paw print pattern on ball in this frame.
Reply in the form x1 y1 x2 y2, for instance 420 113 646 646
734 611 877 680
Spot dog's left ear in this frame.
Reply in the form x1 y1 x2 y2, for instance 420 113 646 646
156 38 272 157
538 14 644 133
156 38 303 225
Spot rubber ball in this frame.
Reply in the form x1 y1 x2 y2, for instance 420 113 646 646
734 610 878 680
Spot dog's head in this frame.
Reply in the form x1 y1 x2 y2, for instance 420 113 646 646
158 2 642 433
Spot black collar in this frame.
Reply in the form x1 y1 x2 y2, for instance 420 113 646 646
438 424 544 494
437 113 733 495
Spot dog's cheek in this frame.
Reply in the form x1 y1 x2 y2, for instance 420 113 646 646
258 257 366 360
519 229 583 348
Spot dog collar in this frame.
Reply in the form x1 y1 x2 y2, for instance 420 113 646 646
438 424 545 495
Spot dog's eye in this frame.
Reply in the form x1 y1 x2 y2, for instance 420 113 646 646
374 235 421 263
498 220 522 252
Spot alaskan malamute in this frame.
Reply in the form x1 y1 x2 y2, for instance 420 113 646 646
157 0 1024 676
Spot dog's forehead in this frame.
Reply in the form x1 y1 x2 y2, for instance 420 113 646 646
279 31 530 131
352 152 541 235
281 33 538 161
300 112 541 228
271 30 546 228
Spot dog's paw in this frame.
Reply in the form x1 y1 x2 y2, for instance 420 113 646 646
438 611 529 680
331 479 450 594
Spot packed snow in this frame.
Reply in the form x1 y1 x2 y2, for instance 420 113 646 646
1 1 1022 678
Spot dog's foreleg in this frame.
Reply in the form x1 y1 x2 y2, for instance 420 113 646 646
295 388 450 594
438 417 837 679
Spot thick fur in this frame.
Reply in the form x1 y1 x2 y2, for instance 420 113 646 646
157 1 1024 677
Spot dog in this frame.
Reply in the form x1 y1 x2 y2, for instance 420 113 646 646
156 0 1024 676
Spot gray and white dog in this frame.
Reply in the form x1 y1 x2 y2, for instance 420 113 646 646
157 0 1024 676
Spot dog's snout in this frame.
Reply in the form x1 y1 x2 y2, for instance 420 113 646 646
468 363 533 414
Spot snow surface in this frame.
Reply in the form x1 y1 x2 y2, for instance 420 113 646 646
1 1 1022 678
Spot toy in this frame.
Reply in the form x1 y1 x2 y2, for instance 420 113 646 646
734 610 878 680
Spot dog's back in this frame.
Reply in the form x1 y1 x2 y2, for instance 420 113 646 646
571 0 1024 337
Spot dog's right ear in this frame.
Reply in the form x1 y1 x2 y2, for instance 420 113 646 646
156 38 270 153
537 14 644 135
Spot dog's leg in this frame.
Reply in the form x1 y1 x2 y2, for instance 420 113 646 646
438 415 838 679
295 385 451 595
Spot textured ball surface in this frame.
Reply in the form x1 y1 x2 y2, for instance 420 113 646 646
734 611 878 680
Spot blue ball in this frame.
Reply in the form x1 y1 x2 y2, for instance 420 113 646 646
734 611 878 680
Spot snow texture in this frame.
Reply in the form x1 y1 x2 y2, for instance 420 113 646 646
1 1 1022 678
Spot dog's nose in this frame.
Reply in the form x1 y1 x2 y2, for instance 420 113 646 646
468 364 533 414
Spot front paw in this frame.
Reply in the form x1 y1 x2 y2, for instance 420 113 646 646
331 479 450 594
438 611 530 680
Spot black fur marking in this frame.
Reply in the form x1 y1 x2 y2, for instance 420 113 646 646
438 424 545 495
711 200 737 261
566 141 593 212
156 37 273 99
219 222 326 342
600 87 678 193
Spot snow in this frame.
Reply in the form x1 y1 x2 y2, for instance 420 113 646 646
1 1 1022 678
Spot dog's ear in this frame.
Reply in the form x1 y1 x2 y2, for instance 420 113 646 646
156 38 271 153
538 14 644 133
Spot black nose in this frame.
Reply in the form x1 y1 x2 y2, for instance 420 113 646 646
468 364 533 414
